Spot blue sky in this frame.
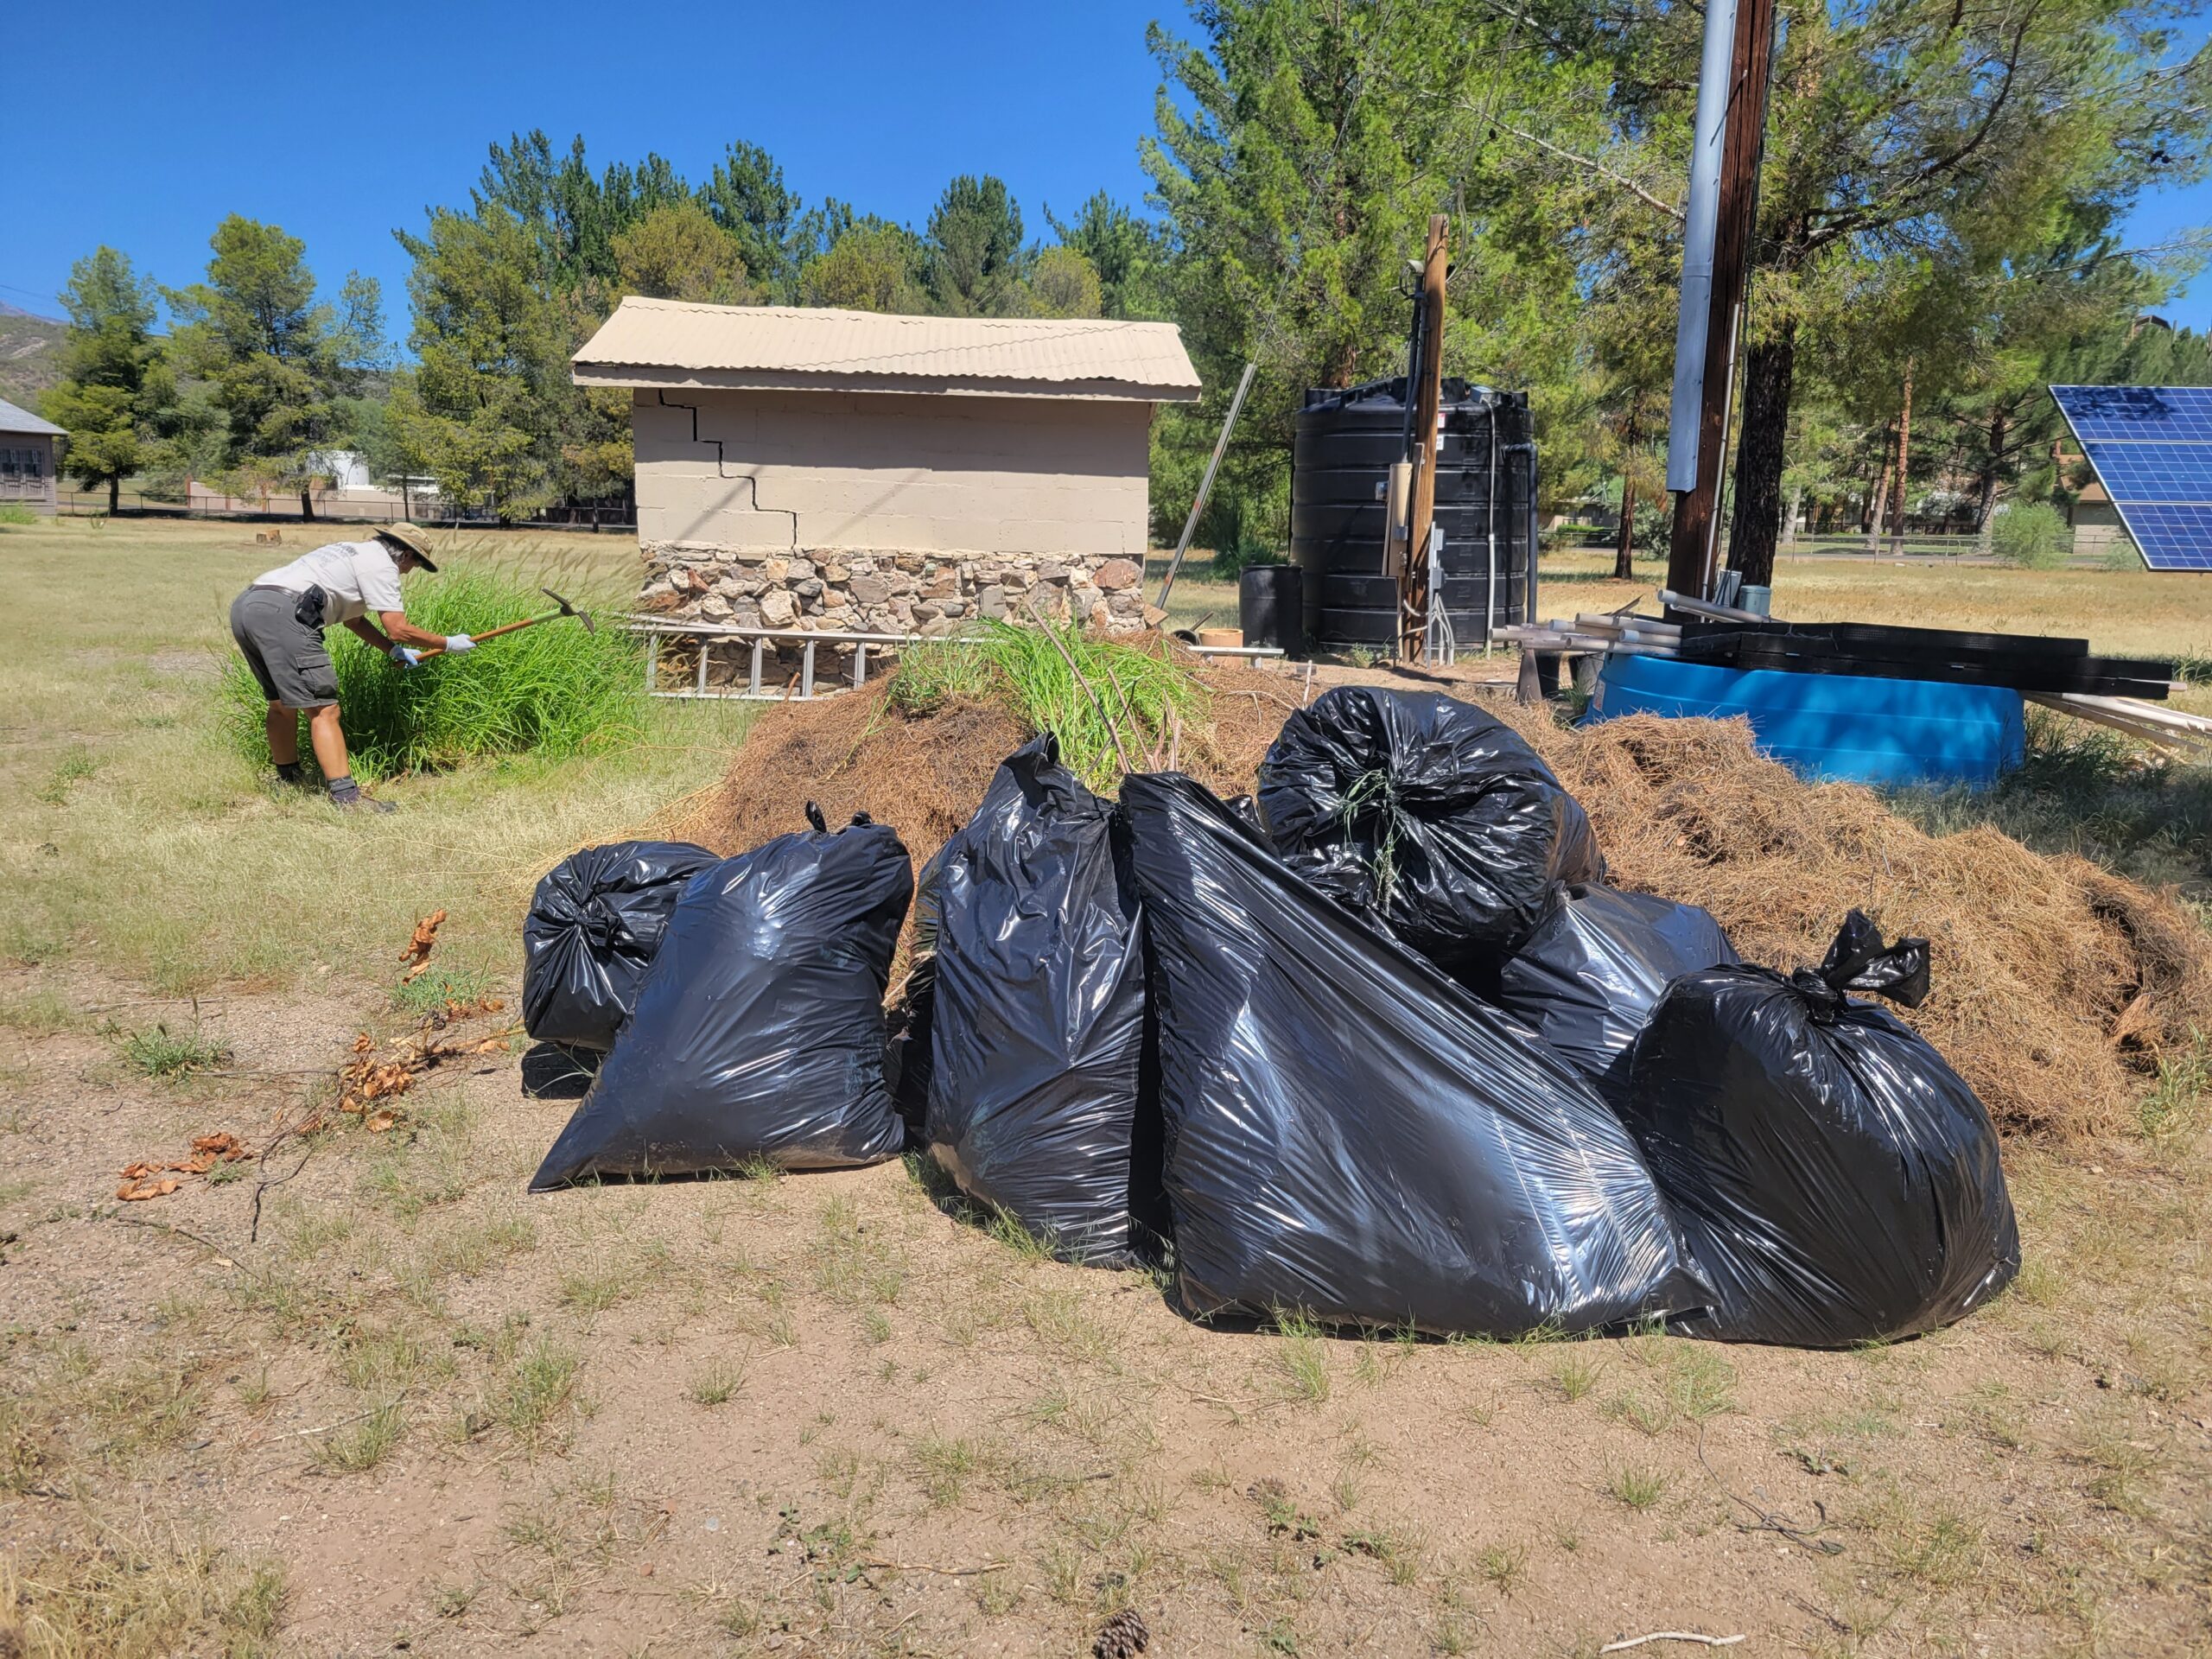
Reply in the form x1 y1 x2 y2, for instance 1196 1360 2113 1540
4 0 2208 331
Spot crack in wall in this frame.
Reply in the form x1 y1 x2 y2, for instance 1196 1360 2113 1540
652 390 799 550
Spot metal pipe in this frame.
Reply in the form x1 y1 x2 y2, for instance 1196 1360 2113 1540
1503 440 1541 631
1665 0 1740 493
1486 413 1498 651
1156 360 1259 610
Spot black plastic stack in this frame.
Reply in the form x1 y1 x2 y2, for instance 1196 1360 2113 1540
1676 621 2175 700
1292 378 1536 650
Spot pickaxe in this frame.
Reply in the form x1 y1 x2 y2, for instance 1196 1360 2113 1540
417 588 595 657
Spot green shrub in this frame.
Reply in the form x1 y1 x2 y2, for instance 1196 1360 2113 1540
217 569 645 780
0 504 40 527
1989 502 2072 569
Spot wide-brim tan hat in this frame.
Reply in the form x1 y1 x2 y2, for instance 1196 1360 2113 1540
374 523 440 571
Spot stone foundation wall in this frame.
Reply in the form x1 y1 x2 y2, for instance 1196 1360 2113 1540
637 544 1152 636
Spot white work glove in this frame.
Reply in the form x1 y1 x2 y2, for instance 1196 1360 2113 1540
442 634 476 653
389 645 422 668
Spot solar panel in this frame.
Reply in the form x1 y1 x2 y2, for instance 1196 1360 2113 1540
2050 385 2212 570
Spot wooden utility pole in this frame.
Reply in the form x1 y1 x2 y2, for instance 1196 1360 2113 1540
1664 0 1777 607
1401 213 1449 662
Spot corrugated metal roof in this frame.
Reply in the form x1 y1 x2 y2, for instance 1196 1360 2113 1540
572 297 1200 402
0 397 66 436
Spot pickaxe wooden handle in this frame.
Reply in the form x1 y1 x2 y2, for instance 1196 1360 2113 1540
417 588 595 658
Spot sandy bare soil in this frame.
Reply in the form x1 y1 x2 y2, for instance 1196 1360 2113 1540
3 958 2208 1658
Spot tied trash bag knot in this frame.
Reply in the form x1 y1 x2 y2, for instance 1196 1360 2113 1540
1257 686 1603 976
804 800 873 834
521 840 721 1052
1788 910 1931 1019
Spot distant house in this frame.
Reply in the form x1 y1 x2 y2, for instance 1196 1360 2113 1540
570 298 1202 634
2066 477 2133 557
0 397 63 513
2052 440 2139 559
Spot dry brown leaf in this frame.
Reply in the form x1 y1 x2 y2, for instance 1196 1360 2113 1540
118 1177 181 1202
120 1160 158 1181
400 909 447 981
365 1110 400 1134
169 1154 217 1175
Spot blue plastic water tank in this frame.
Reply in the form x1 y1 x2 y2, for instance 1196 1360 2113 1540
1586 655 2025 789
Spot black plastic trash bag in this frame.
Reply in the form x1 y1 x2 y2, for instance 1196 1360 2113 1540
1120 772 1705 1337
529 807 912 1189
1623 912 2018 1346
1256 686 1603 974
1495 884 1738 1108
521 840 721 1052
921 735 1157 1264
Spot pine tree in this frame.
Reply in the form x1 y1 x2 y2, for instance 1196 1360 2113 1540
43 247 170 512
924 175 1025 315
164 217 380 519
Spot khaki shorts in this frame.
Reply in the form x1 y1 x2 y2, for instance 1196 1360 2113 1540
230 586 340 709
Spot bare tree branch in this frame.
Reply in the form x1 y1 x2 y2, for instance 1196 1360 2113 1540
1479 116 1687 222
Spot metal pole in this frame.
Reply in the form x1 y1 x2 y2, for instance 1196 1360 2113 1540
1665 0 1775 609
1664 0 1738 498
1156 360 1259 611
1485 416 1498 652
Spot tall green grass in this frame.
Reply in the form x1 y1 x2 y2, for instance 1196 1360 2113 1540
217 569 645 779
889 619 1207 791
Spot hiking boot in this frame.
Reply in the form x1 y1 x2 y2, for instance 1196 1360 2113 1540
327 782 395 814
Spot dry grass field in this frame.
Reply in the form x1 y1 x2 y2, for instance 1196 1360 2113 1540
3 518 2209 1657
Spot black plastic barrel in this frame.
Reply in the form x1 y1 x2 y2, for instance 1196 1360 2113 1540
1238 564 1302 652
1292 378 1536 650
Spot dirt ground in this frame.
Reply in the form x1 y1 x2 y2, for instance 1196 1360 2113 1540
3 519 2209 1656
3 950 2208 1657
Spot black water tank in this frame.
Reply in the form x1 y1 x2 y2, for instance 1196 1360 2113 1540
1292 378 1536 650
1238 564 1302 652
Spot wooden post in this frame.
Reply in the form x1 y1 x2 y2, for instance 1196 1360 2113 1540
1401 213 1450 662
1664 0 1777 610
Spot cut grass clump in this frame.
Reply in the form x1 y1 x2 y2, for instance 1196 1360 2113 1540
216 568 645 781
887 620 1207 791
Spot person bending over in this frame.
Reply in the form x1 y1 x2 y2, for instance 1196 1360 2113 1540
227 522 473 813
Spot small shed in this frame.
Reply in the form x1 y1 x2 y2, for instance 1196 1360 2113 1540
0 397 64 513
572 299 1201 634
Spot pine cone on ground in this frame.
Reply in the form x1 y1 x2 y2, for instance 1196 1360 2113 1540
1092 1606 1150 1658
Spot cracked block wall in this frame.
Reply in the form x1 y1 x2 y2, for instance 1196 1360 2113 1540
632 387 1155 635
